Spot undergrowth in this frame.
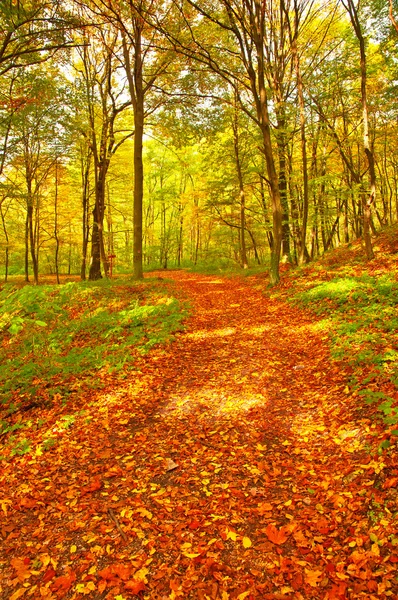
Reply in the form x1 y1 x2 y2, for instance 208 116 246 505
0 277 187 423
287 271 398 434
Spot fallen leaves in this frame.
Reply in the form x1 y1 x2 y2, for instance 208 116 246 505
1 271 398 599
263 523 292 545
305 568 323 587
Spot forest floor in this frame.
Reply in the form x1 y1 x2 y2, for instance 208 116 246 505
1 250 398 599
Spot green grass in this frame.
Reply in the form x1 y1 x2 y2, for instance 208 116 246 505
0 277 187 410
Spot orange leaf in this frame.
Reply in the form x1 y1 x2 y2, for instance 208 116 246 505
98 566 117 582
51 572 76 594
9 589 27 600
112 564 131 581
304 568 323 587
81 477 102 495
11 558 31 582
125 580 146 593
264 523 289 545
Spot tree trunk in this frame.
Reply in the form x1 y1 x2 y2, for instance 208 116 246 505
232 102 248 269
25 212 29 282
89 207 102 280
275 109 290 260
0 204 9 282
80 146 91 281
122 27 144 280
343 0 375 259
54 157 60 284
28 204 38 285
292 25 309 265
133 91 144 279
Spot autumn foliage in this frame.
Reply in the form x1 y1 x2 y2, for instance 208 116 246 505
1 243 398 598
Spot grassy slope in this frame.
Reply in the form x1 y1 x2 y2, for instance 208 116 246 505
0 276 187 457
268 225 398 443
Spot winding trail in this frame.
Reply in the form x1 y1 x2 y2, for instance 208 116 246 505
1 272 396 600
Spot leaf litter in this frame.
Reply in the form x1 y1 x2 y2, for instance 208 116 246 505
1 271 397 599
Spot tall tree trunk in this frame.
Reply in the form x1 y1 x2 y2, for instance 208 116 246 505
343 0 375 259
24 212 29 282
0 204 9 282
54 157 60 284
275 108 290 260
89 206 102 280
232 100 248 269
122 28 144 279
249 1 283 284
133 90 144 279
292 19 309 265
81 145 91 281
28 204 38 285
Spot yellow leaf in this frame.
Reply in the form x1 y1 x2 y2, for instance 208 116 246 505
134 567 149 582
39 554 51 568
9 589 27 600
371 543 380 556
242 536 252 548
88 565 97 575
182 552 201 558
237 592 250 600
282 440 290 446
226 530 237 541
70 545 77 553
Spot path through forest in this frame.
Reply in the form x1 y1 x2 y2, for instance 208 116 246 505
1 272 396 600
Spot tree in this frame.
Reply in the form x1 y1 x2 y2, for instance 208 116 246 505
342 0 375 260
74 22 132 280
0 0 77 77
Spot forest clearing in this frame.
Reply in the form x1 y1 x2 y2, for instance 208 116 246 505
1 228 398 600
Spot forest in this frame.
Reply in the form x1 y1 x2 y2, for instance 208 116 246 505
2 2 398 600
1 0 397 284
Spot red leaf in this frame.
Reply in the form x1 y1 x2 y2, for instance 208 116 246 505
189 520 201 529
81 477 102 495
42 567 56 583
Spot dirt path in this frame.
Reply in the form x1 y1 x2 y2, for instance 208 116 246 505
1 272 396 600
